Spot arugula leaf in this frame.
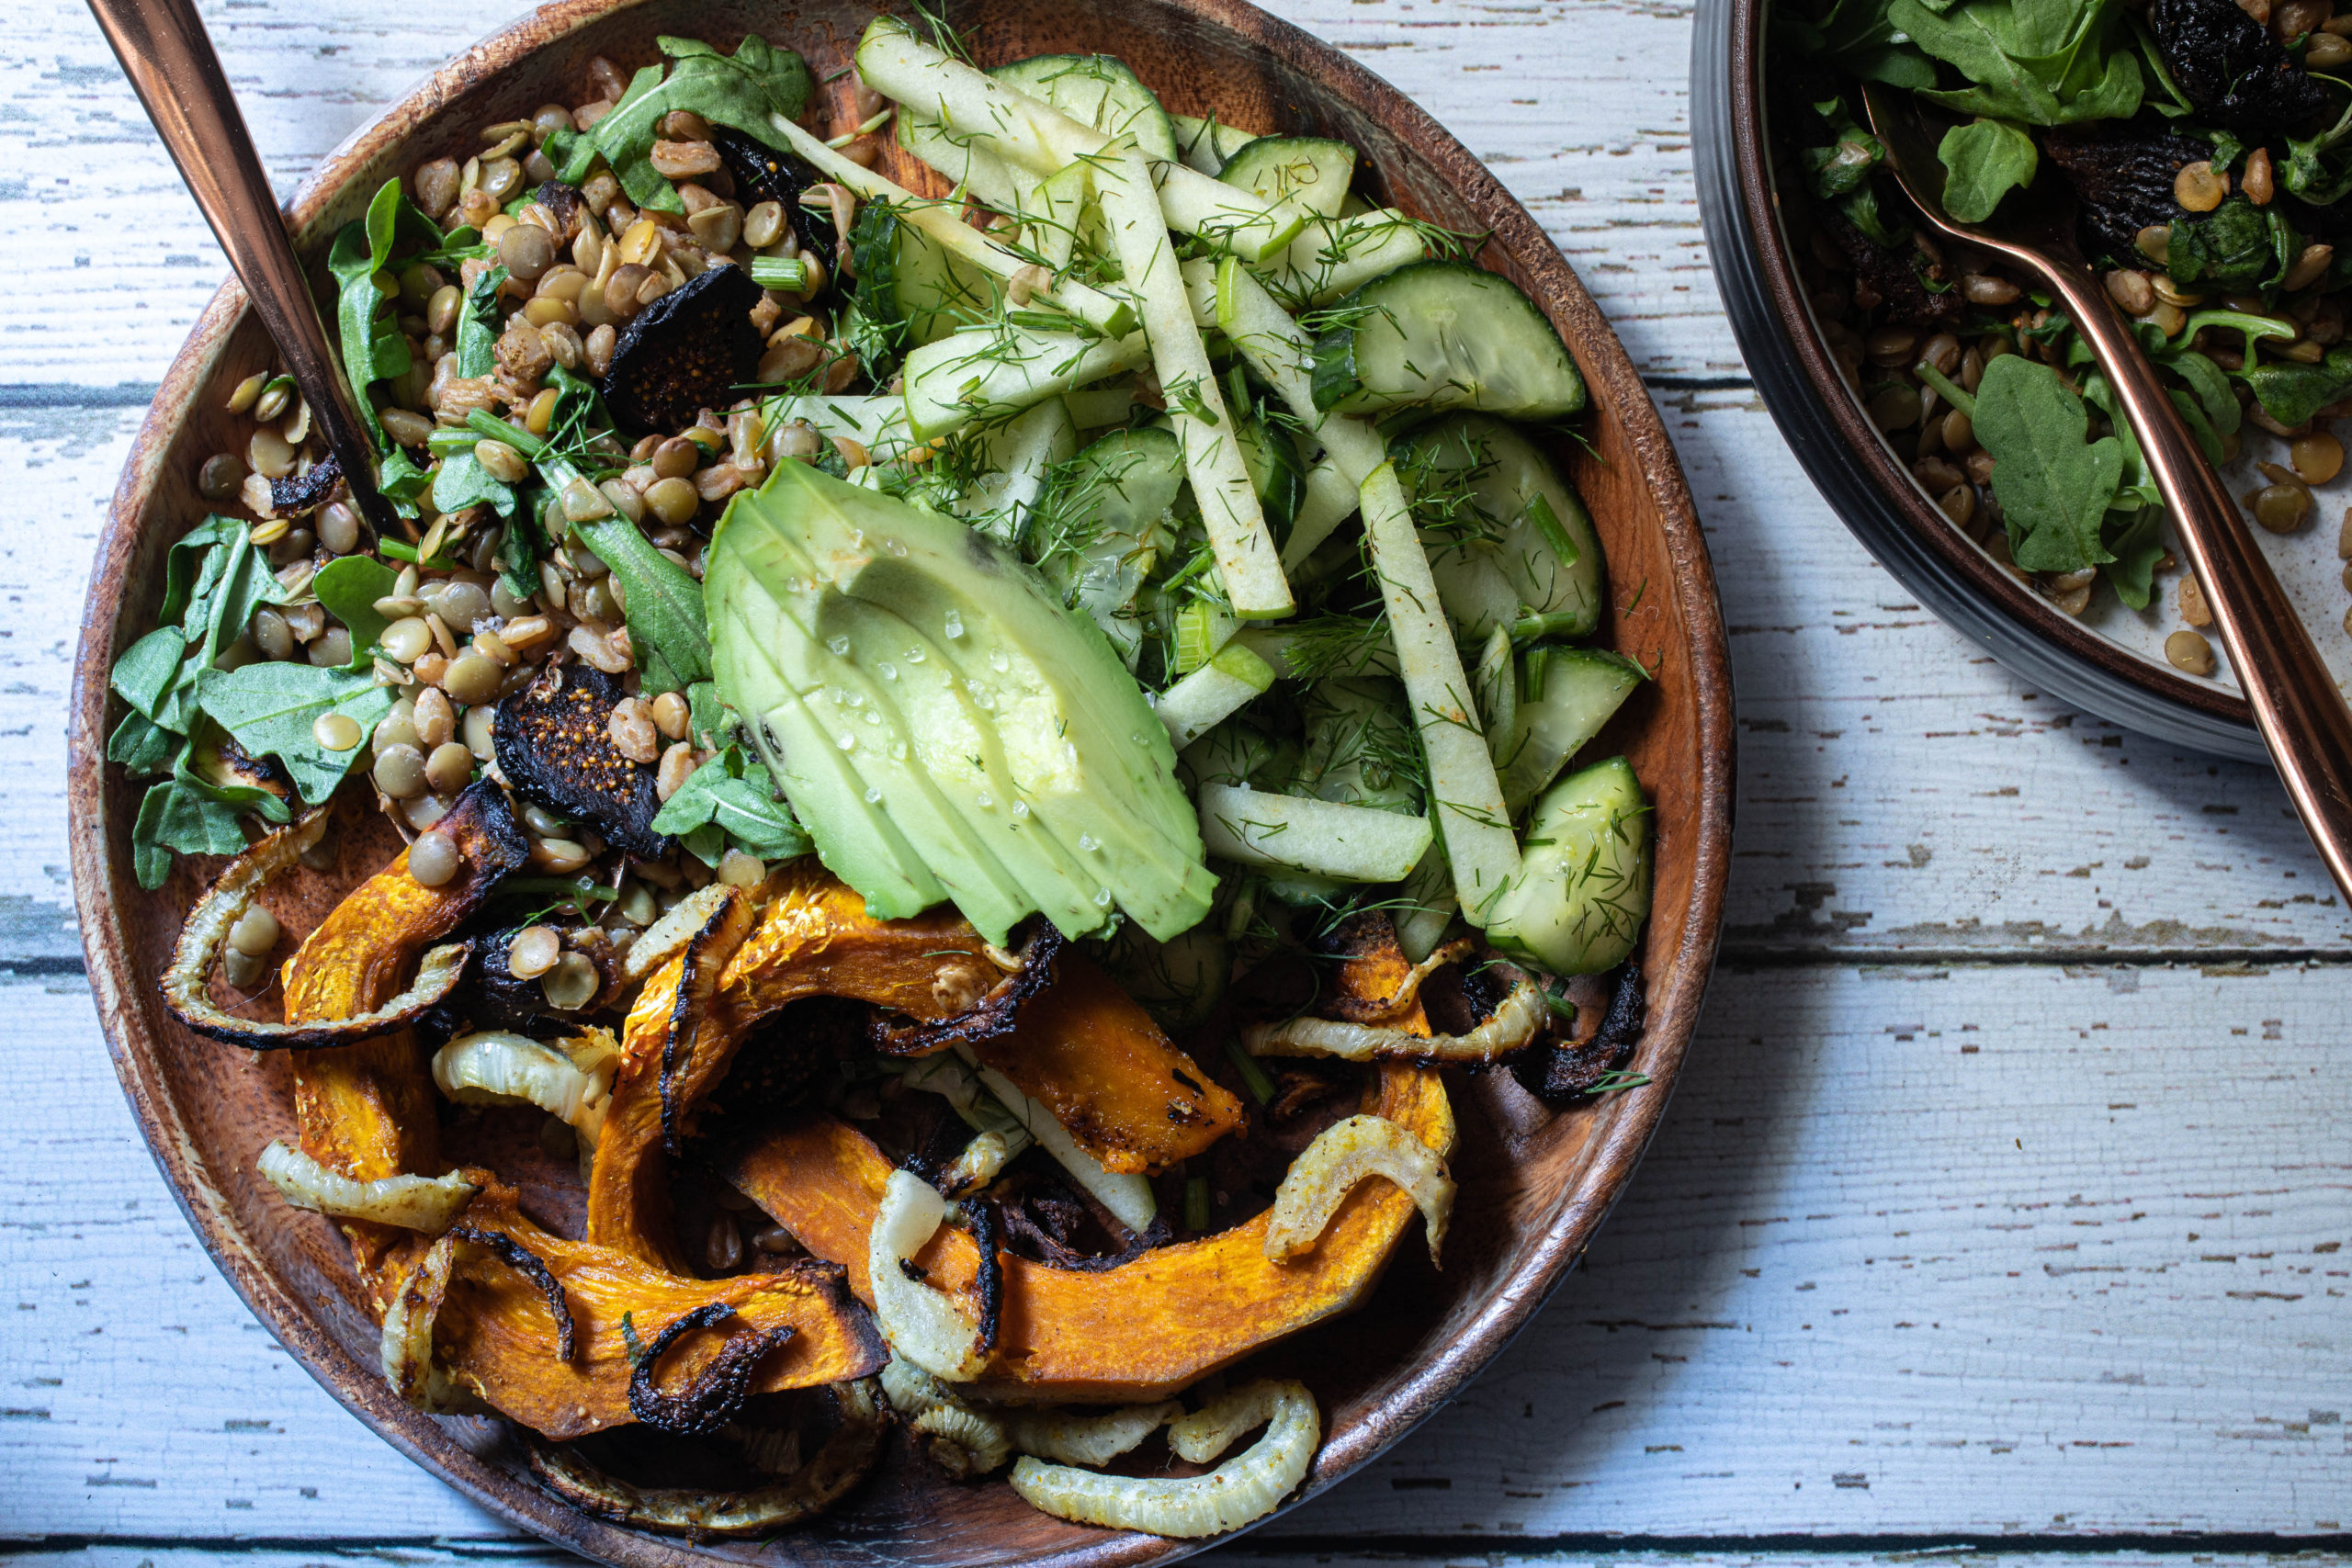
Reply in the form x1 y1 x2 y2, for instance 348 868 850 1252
2100 505 2165 611
311 555 400 669
558 36 814 215
571 513 713 692
131 777 248 890
686 680 727 750
2235 344 2352 428
107 708 181 777
1892 0 2143 126
1937 118 2039 221
197 662 399 807
111 517 291 740
379 446 433 519
1802 100 1887 200
1972 352 2123 572
649 744 810 862
431 264 522 525
327 179 443 451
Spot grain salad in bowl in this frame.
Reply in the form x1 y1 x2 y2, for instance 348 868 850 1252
101 6 1672 1545
1750 0 2352 728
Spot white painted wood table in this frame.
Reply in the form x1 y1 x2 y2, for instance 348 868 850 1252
3 0 2347 1562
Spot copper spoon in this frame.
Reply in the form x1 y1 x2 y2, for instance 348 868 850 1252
85 0 399 536
1861 84 2352 903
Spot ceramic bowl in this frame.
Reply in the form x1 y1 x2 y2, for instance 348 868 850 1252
1691 0 2352 761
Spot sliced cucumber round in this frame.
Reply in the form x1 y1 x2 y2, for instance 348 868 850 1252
1487 754 1651 976
1498 647 1644 817
1398 413 1605 643
849 200 991 352
1218 135 1358 220
1234 404 1306 547
1310 261 1586 421
989 54 1180 164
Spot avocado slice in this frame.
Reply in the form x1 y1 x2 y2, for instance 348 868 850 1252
715 531 1036 942
709 461 1216 941
707 565 947 920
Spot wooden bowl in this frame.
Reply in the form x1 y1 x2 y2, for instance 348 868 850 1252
1693 0 2273 761
67 1 1734 1562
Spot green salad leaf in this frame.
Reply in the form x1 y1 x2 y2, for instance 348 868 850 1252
197 661 399 807
649 742 811 863
1937 118 2039 221
327 179 444 452
131 774 248 890
2166 197 2291 289
2236 343 2352 428
1890 0 2143 127
311 555 400 668
1973 352 2123 572
558 36 813 214
431 263 521 525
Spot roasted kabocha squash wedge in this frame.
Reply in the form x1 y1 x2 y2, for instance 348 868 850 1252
278 783 529 1299
587 860 1023 1269
424 1182 886 1440
723 1064 1453 1403
969 954 1243 1174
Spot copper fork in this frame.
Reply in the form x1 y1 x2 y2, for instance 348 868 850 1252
1862 83 2352 902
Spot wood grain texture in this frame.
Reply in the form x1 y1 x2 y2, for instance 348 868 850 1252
5 0 2348 1550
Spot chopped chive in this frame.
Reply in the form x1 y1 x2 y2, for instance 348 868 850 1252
1225 1039 1277 1106
1184 1176 1210 1232
378 538 420 563
1912 361 1975 418
751 255 811 294
469 408 547 457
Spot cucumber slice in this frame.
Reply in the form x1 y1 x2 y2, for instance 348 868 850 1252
1218 136 1358 220
1498 648 1645 818
1487 755 1651 976
1180 719 1298 793
989 54 1181 164
952 395 1077 544
1171 112 1261 174
1234 404 1306 547
1398 412 1606 642
901 323 1149 441
1295 677 1422 816
1031 426 1184 667
1310 261 1586 421
846 199 992 350
1197 784 1433 884
1155 641 1275 749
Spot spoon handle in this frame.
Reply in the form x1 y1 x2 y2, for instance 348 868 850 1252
2051 264 2352 898
85 0 396 534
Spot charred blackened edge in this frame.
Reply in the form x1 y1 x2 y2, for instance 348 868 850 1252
866 919 1067 1055
449 1223 577 1360
1509 959 1645 1104
626 1301 795 1438
659 897 742 1156
960 1198 1004 1357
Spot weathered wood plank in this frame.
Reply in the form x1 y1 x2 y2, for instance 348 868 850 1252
6 963 2346 1538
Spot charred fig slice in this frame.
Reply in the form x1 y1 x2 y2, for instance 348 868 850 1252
2148 0 2333 130
712 129 842 270
1510 959 1645 1103
533 180 583 238
269 450 343 517
1821 206 1960 325
492 660 671 858
598 262 764 435
462 923 624 1033
2043 127 2207 265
